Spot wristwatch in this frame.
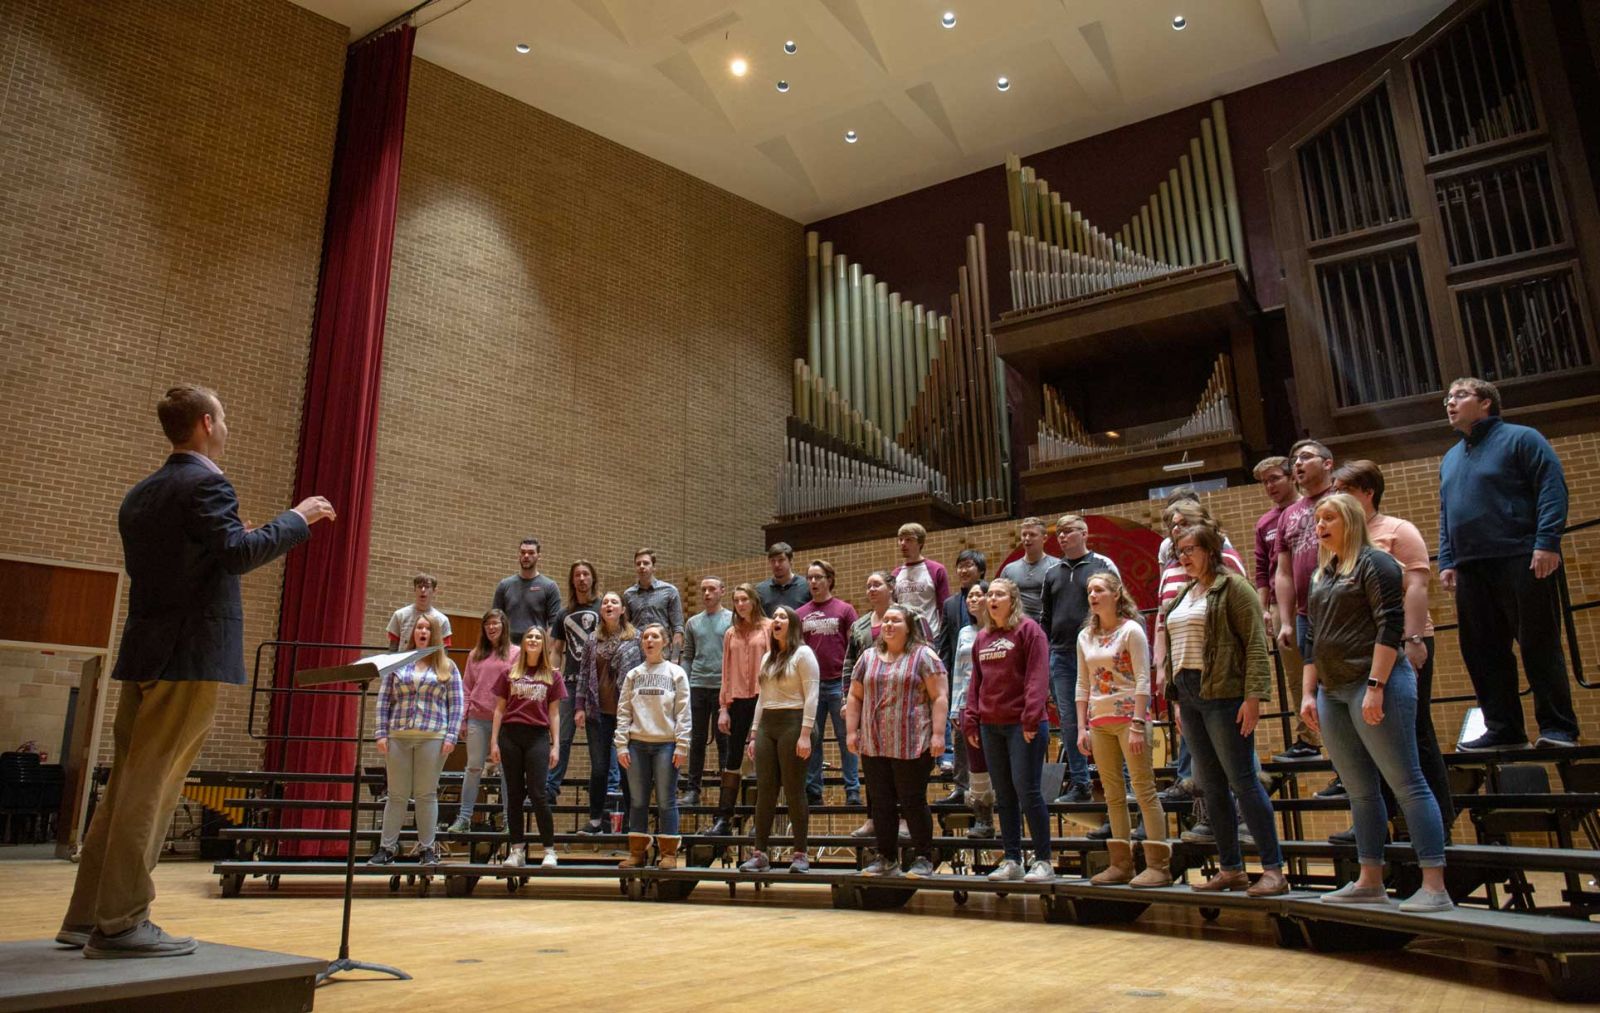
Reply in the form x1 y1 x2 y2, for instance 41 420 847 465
1367 678 1386 689
1405 634 1425 645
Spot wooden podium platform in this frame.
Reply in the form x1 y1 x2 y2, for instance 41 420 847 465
0 940 324 1013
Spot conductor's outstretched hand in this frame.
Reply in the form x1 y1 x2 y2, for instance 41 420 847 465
293 496 337 525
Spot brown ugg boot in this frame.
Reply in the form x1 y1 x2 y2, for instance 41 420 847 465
1130 841 1173 888
656 835 682 870
1091 840 1135 885
619 832 652 869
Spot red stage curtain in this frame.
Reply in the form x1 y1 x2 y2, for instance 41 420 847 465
268 25 414 852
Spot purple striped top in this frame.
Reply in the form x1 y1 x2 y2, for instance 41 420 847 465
853 643 945 759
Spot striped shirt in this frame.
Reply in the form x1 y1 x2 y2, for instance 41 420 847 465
376 659 464 745
1166 584 1209 671
853 643 946 760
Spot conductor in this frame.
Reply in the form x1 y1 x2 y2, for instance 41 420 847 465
57 385 335 958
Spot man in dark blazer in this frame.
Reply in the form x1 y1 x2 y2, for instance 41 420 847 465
59 385 334 958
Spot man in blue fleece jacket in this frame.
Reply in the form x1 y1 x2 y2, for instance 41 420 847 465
1438 377 1578 750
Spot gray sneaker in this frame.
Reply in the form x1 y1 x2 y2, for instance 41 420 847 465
1398 886 1454 913
904 857 935 879
1321 881 1392 905
1023 860 1057 884
446 815 472 834
861 857 900 877
84 921 198 959
987 859 1025 882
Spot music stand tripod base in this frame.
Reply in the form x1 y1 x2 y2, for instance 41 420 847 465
295 646 440 986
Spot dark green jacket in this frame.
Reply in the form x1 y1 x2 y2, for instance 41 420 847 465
1159 570 1272 701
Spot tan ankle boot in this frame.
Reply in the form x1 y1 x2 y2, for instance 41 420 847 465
656 834 682 870
1130 841 1173 888
1091 840 1135 885
619 832 652 869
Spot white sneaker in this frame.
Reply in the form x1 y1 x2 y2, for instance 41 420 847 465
503 845 526 868
988 859 1025 882
541 850 558 869
1023 860 1057 883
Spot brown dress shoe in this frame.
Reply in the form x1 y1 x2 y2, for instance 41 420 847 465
1191 869 1250 892
1246 868 1289 897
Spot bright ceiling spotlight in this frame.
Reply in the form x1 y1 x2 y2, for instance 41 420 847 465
941 12 956 29
784 40 797 54
845 130 859 143
730 57 749 77
997 76 1010 91
776 80 789 92
514 42 530 54
1172 15 1187 30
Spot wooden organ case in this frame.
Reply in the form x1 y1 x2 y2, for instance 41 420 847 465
992 100 1269 511
1267 0 1600 456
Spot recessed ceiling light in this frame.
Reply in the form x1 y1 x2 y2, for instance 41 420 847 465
784 40 797 55
514 42 530 54
845 130 858 143
941 11 956 29
776 80 789 92
1171 15 1187 30
996 76 1010 91
730 57 749 77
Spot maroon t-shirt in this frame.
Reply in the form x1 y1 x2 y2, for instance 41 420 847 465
796 596 859 682
1278 487 1332 618
491 669 568 727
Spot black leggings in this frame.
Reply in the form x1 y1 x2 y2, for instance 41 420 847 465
721 697 757 770
861 754 934 860
687 686 727 789
499 722 554 848
753 708 808 854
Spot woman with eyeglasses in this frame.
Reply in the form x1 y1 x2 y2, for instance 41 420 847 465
1159 523 1287 896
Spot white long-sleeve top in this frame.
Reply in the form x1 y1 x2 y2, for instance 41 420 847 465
1075 618 1151 727
751 645 820 733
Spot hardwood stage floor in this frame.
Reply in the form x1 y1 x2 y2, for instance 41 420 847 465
0 857 1574 1011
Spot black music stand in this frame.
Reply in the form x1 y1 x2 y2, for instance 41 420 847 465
295 646 438 985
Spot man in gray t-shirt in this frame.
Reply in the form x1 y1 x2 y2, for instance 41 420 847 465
997 517 1058 622
492 538 563 646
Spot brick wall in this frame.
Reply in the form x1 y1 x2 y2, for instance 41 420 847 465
359 59 804 644
2 2 804 775
0 0 348 770
0 650 83 762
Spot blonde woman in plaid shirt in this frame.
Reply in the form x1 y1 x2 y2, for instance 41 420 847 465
369 613 464 867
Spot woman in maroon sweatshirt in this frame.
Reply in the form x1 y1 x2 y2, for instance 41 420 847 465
961 578 1055 884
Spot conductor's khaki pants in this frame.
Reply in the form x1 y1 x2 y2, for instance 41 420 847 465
63 679 218 935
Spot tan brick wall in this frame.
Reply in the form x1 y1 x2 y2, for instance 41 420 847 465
0 0 347 770
360 58 804 642
0 650 83 761
3 4 804 776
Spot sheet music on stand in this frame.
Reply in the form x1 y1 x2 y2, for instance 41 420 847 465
294 645 441 985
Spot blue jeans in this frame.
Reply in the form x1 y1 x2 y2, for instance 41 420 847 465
979 723 1051 864
807 679 859 795
1295 613 1312 661
1174 670 1282 871
454 717 493 824
626 740 680 835
1317 659 1445 868
545 676 579 800
1048 649 1090 789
